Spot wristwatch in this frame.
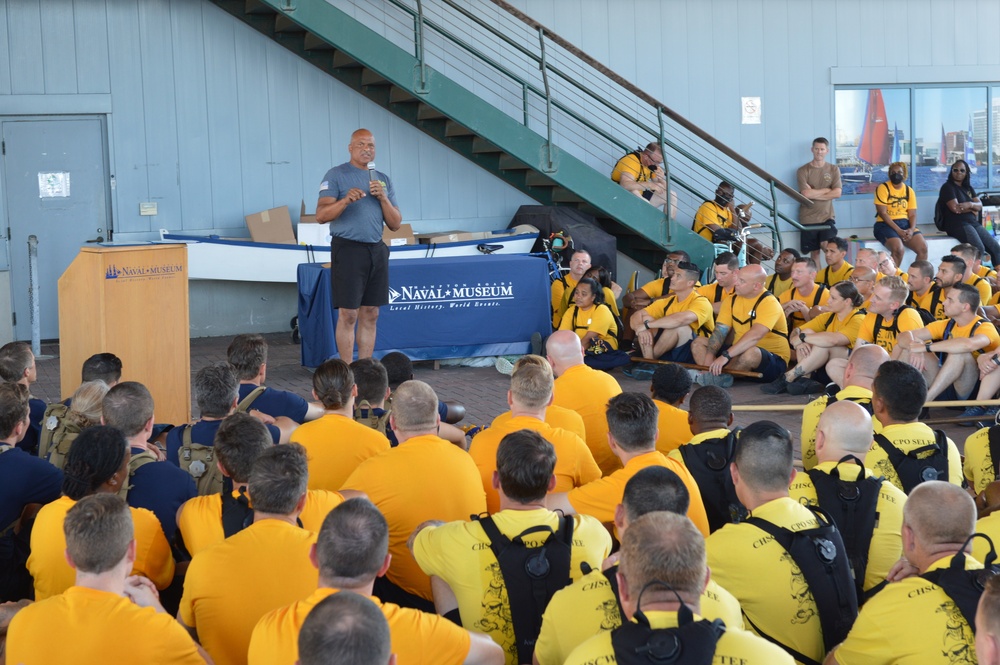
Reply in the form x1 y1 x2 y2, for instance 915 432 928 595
643 320 651 330
992 354 1000 367
799 332 807 343
925 341 933 353
721 350 731 360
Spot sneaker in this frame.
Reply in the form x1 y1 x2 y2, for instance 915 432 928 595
530 332 543 356
622 363 656 380
494 356 514 375
786 377 825 396
694 372 734 388
761 375 789 395
959 405 989 427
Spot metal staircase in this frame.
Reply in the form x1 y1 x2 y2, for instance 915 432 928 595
210 0 813 272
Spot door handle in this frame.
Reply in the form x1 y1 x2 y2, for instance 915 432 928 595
85 236 105 243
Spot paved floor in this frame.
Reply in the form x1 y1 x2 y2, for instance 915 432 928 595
33 332 975 464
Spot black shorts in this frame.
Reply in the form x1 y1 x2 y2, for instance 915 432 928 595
800 220 838 253
330 237 390 310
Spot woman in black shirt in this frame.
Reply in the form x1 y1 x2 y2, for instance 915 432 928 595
937 159 999 264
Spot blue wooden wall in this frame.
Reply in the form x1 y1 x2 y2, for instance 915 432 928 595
0 0 535 240
509 0 1000 229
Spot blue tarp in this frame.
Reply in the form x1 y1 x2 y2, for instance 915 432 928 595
298 255 551 366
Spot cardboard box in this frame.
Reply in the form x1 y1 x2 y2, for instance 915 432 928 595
299 201 318 225
245 206 297 245
383 224 415 246
416 230 493 244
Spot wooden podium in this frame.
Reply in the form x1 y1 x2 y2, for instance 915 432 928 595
58 244 191 425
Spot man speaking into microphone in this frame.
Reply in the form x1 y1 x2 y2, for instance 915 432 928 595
316 128 403 361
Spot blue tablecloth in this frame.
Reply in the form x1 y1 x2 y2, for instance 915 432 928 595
297 255 551 366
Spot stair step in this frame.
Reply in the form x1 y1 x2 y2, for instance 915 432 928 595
525 171 555 187
245 0 274 15
332 51 360 68
361 69 389 86
274 14 302 33
471 137 501 154
498 154 529 171
444 120 475 137
417 104 447 121
552 188 585 203
303 32 332 50
389 87 416 104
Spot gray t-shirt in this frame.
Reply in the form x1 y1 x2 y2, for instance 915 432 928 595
318 162 398 243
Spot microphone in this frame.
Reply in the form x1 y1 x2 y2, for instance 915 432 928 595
368 162 377 182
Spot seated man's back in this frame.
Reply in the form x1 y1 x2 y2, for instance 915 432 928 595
179 445 319 665
491 404 586 441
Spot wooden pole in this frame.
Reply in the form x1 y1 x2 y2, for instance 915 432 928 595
630 356 763 379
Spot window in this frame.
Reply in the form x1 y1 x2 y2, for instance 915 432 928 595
834 85 998 196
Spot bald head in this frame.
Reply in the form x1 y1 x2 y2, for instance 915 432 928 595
736 265 766 297
855 248 879 271
546 331 584 373
816 400 873 460
904 481 975 550
845 345 889 385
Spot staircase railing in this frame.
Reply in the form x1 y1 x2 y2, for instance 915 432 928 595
326 0 818 251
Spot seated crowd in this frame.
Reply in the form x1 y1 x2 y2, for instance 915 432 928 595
8 228 1000 665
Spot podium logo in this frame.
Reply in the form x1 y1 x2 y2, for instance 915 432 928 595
387 281 514 311
105 263 183 281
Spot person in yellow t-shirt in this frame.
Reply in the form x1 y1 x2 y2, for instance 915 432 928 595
873 162 928 267
789 400 905 599
28 426 174 601
342 381 487 606
649 364 694 456
177 413 350 558
963 421 1000 494
866 361 963 494
800 345 888 471
632 260 713 363
696 252 740 317
707 420 831 664
490 359 585 442
977 576 1000 665
565 512 792 665
692 264 790 386
693 183 764 264
290 358 390 491
179 444 321 665
849 265 877 309
546 392 710 537
666 386 740 533
548 331 623 474
469 361 600 514
768 281 865 396
7 494 209 665
412 430 612 665
953 243 994 305
621 251 690 313
905 260 946 321
827 482 978 665
249 498 501 665
895 283 999 403
765 248 799 297
610 143 668 209
550 249 590 328
558 278 619 351
876 251 909 283
819 237 854 287
534 466 745 665
828 276 922 386
298 592 394 665
779 257 830 332
585 265 622 317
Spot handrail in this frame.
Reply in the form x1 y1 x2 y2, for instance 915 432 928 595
491 0 811 207
333 0 822 244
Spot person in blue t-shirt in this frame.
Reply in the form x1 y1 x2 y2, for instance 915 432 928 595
0 342 46 456
165 364 289 469
227 333 324 425
0 382 62 599
102 381 196 546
